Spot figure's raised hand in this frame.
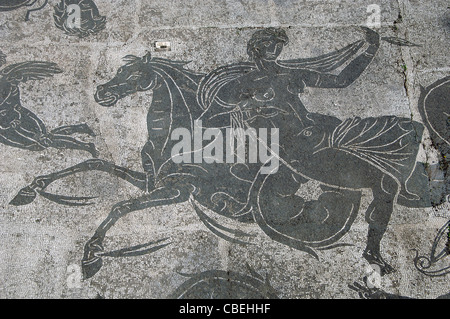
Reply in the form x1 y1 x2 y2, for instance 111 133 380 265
361 26 380 45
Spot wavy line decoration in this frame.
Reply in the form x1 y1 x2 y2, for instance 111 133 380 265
168 265 279 299
413 220 450 277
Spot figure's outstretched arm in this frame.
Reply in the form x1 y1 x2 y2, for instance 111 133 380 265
306 28 380 89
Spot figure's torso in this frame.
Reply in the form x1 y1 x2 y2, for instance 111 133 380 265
216 69 313 130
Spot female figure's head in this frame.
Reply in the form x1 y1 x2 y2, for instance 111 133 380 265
247 28 289 63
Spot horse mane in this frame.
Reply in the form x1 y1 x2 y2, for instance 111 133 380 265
197 62 257 110
121 55 195 71
1 61 63 83
129 55 205 178
122 55 141 65
149 57 202 76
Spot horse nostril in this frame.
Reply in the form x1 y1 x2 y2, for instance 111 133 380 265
96 85 112 98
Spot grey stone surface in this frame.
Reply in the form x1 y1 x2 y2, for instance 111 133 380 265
0 0 448 299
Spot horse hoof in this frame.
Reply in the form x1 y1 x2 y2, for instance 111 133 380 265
82 256 103 279
82 237 104 279
88 143 100 158
363 250 396 276
381 263 396 276
9 186 37 206
81 124 96 137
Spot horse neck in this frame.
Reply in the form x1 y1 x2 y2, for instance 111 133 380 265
149 60 204 118
149 59 203 91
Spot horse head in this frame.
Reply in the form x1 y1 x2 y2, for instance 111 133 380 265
94 52 158 107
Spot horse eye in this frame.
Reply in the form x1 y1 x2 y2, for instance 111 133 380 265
127 74 141 81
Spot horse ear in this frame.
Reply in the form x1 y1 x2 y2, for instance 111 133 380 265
143 52 152 63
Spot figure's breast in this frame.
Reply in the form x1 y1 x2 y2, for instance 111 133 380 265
252 87 276 102
238 73 303 102
238 79 299 122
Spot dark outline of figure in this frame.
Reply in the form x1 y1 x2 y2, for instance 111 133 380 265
10 28 430 279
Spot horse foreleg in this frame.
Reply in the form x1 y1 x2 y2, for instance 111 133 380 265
363 174 399 276
10 159 148 206
50 124 96 137
82 185 192 279
46 135 99 157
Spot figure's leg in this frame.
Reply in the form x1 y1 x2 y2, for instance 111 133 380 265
10 159 148 206
397 162 434 208
82 185 192 279
14 109 97 156
0 127 46 151
363 174 399 276
0 111 96 156
0 109 48 151
141 141 156 191
47 134 99 157
50 124 96 137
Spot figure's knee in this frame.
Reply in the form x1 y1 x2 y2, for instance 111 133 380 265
365 175 399 225
35 133 54 147
380 175 399 197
